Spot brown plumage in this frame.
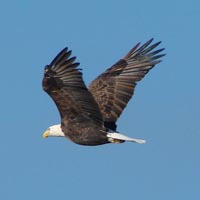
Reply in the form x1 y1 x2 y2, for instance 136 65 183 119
42 38 165 146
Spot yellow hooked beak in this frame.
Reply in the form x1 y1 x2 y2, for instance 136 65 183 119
43 130 49 138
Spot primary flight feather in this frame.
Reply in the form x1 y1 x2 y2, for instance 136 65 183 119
42 39 165 146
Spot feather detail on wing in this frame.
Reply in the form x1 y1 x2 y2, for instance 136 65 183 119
42 48 103 129
88 38 165 129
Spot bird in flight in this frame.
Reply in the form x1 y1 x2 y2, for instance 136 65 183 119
42 38 165 146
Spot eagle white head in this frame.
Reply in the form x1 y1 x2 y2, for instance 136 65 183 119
43 124 65 138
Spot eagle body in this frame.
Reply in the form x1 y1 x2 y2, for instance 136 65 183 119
42 39 165 146
43 71 109 145
61 126 109 146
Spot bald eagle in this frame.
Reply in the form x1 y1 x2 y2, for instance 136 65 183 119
42 39 165 146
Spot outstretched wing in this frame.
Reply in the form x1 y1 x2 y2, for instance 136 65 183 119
42 48 103 129
88 39 165 130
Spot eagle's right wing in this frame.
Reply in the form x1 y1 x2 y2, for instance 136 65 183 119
88 39 165 130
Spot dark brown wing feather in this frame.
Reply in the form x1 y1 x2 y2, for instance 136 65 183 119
42 48 104 131
88 39 165 129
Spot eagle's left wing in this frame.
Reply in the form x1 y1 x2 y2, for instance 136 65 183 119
42 48 103 129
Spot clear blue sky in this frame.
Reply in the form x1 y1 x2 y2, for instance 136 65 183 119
0 0 199 199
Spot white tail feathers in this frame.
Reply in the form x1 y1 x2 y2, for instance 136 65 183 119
107 132 146 144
